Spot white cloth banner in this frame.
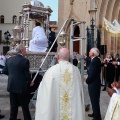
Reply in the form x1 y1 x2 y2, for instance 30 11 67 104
103 18 120 35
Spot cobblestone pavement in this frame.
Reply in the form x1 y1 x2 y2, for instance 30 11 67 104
0 74 109 120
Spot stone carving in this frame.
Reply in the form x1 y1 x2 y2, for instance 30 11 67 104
30 0 44 7
7 51 55 72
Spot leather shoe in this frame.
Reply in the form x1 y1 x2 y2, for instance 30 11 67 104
85 104 90 112
88 113 94 117
0 114 4 119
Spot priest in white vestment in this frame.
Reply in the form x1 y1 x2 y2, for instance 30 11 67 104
105 82 120 120
29 22 48 52
35 48 85 120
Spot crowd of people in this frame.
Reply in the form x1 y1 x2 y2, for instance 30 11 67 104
102 53 120 91
0 22 120 120
72 50 120 120
0 45 120 119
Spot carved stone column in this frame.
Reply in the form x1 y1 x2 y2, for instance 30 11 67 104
25 12 30 51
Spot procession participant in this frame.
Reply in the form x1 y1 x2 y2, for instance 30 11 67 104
29 22 48 52
35 48 85 120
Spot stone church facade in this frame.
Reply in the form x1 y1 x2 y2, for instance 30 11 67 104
58 0 120 54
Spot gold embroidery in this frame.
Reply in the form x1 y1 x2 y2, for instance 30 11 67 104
62 69 71 84
59 65 73 120
63 92 69 103
62 92 70 111
62 114 69 120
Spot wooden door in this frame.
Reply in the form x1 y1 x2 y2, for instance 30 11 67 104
73 26 80 53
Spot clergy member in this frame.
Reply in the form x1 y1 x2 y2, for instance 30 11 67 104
35 48 85 120
29 22 48 52
105 82 120 120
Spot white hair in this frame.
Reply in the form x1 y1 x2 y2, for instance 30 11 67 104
91 48 99 57
15 44 26 53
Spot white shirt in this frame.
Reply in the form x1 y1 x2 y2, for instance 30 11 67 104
0 55 6 66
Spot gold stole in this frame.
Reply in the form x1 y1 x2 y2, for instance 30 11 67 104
59 62 73 120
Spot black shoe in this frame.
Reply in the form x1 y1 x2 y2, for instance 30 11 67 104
101 84 105 86
88 113 94 117
0 114 4 119
102 87 106 91
85 104 90 112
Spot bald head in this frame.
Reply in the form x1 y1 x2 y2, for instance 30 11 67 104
57 48 70 62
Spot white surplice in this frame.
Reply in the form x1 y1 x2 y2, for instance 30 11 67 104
29 26 48 52
104 89 120 120
35 61 85 120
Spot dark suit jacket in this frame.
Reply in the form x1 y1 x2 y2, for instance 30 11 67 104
105 59 114 80
2 54 31 93
48 31 58 52
113 58 120 71
113 58 120 81
73 58 78 66
86 56 101 120
86 57 101 85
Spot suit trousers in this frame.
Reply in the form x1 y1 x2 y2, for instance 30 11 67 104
9 93 32 120
88 85 101 120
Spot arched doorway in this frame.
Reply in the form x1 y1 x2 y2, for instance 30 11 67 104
13 15 17 24
73 26 80 53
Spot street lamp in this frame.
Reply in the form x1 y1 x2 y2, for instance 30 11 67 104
4 30 11 46
59 30 67 47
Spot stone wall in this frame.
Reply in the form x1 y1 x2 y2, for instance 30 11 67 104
58 0 120 54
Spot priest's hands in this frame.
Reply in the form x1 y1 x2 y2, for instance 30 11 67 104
106 87 116 97
111 82 120 89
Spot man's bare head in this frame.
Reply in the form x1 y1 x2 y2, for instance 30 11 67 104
89 47 99 58
57 48 70 62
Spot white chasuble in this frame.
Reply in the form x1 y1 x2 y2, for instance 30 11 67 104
35 61 85 120
104 93 120 120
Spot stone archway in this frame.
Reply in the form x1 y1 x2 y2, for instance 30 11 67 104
73 26 80 53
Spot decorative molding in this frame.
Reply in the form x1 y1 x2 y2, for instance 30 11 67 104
8 51 56 71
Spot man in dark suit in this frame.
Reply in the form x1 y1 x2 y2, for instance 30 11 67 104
102 53 114 91
73 56 78 66
86 48 101 120
113 53 120 82
48 27 58 52
1 44 32 120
